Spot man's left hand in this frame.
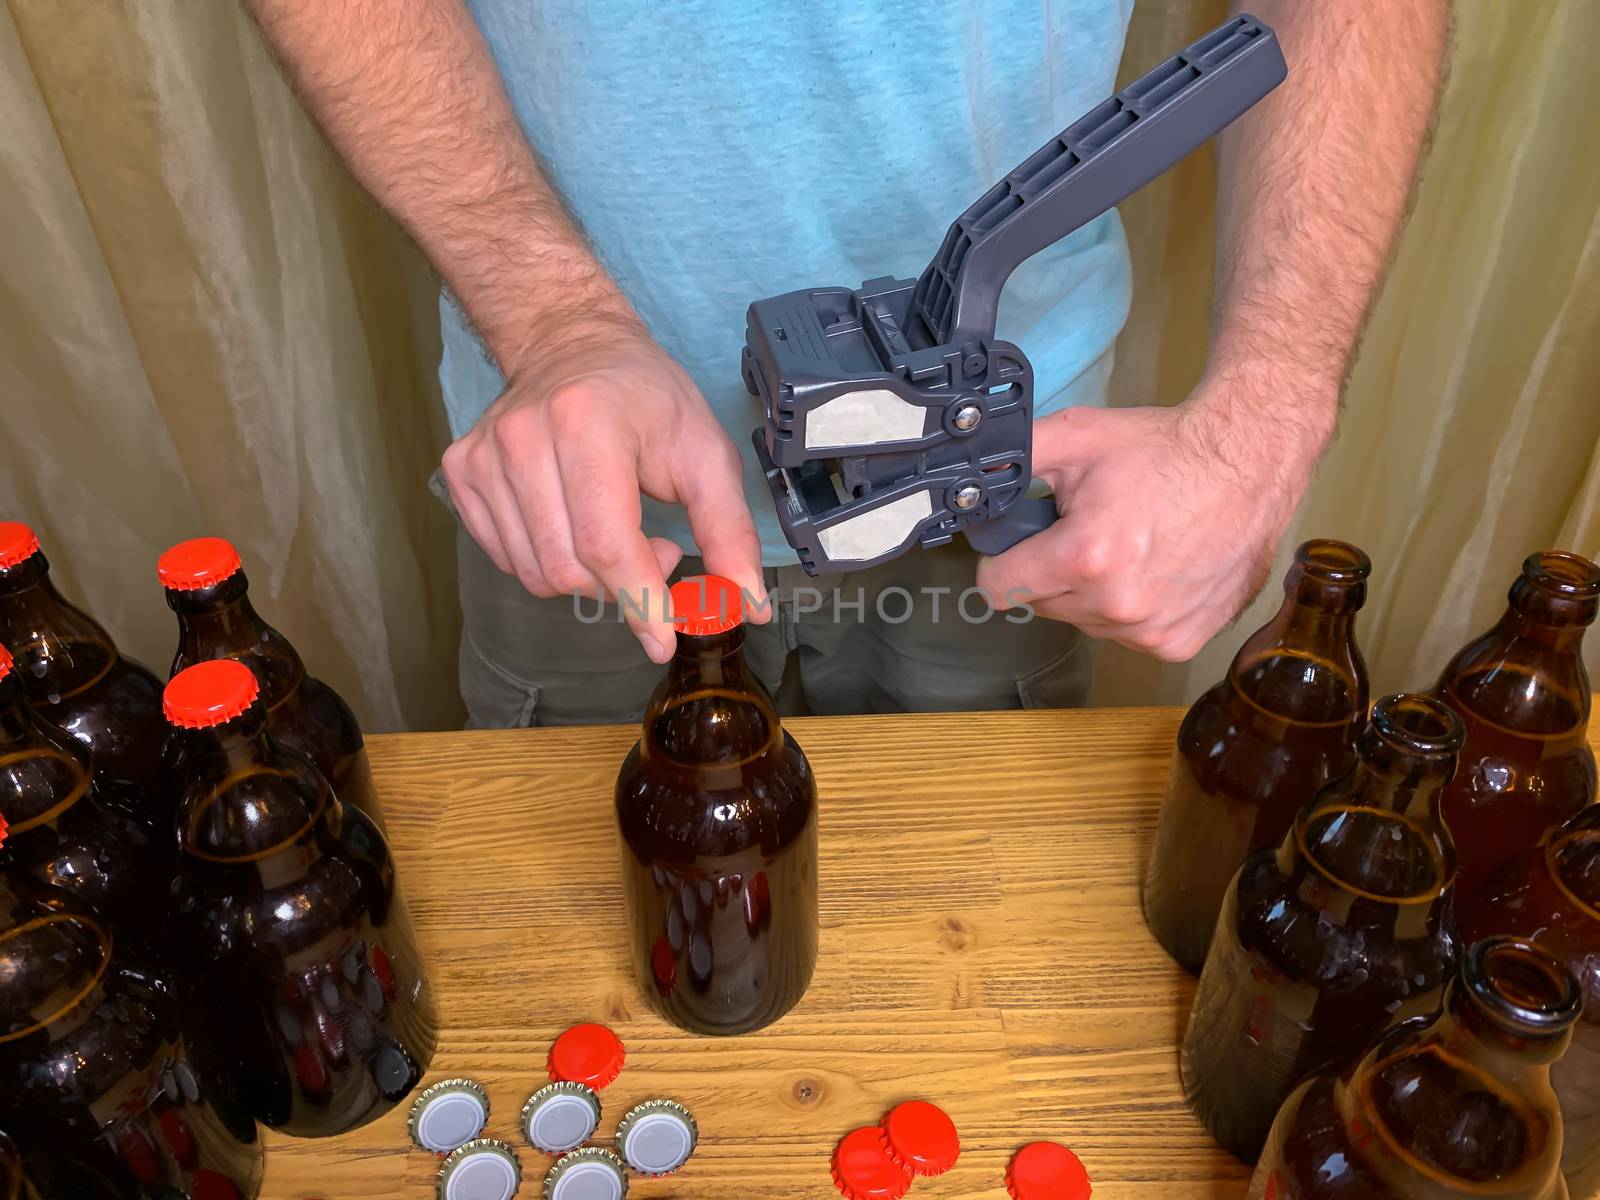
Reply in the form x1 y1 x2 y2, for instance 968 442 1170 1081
976 368 1334 662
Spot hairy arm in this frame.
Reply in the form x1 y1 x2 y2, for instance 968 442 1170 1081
1203 0 1452 463
981 3 1450 661
245 0 631 368
246 0 765 661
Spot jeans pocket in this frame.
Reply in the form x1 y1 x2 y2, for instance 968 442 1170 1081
1015 635 1094 710
460 629 541 729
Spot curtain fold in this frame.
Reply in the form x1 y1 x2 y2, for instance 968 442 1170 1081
0 0 460 731
0 1 1595 725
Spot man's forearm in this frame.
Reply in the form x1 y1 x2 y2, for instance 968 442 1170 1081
246 0 635 373
1205 1 1450 455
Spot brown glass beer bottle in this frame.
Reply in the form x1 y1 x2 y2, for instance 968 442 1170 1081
615 575 818 1036
1249 937 1579 1199
164 658 435 1135
0 522 165 810
1183 693 1463 1162
0 644 168 932
1145 540 1371 972
158 536 383 830
1433 550 1598 898
1461 804 1600 1197
0 873 264 1200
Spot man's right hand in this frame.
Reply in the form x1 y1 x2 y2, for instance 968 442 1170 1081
441 321 766 664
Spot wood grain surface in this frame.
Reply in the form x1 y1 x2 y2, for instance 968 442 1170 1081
257 705 1600 1199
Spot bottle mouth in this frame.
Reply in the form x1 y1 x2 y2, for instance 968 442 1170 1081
1522 551 1600 599
1463 937 1582 1035
1296 539 1372 583
1369 692 1463 757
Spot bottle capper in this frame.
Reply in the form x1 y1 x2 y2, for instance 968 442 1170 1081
743 15 1288 575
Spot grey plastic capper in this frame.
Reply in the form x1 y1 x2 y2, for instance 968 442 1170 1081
744 14 1287 575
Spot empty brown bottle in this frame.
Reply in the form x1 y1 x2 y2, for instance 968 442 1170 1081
158 536 383 830
0 522 165 812
1144 540 1371 973
1183 693 1464 1162
0 873 264 1200
1249 937 1579 1199
1461 804 1600 1197
616 576 818 1036
1434 551 1598 899
0 643 168 933
164 658 435 1136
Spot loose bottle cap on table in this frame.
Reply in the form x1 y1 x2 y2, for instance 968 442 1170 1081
162 659 261 728
409 1078 491 1155
520 1082 602 1155
543 1147 629 1200
831 1127 912 1200
157 536 243 590
0 522 39 570
669 574 745 636
614 1099 698 1176
547 1024 625 1090
1006 1142 1091 1200
879 1100 960 1177
437 1139 522 1200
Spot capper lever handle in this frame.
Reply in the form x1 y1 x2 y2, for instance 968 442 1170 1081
913 15 1287 351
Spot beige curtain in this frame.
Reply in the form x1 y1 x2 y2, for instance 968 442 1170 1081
1 1 1596 727
0 0 461 731
1097 0 1600 706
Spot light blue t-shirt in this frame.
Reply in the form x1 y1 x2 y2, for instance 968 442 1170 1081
441 0 1135 566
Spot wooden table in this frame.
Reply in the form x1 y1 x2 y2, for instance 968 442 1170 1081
260 707 1247 1199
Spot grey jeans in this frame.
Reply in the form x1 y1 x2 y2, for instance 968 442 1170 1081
432 472 1092 727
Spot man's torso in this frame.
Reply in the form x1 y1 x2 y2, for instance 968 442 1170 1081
440 0 1135 564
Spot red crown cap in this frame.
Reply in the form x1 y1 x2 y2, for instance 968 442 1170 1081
1006 1142 1091 1200
0 523 41 571
163 659 261 729
546 1023 626 1090
669 575 745 637
158 537 244 591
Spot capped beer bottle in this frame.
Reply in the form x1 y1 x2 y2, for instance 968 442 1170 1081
1145 540 1371 972
1461 804 1600 1197
1434 550 1598 898
0 874 263 1200
615 576 818 1036
0 644 168 932
159 536 383 830
0 522 165 810
165 658 435 1135
1183 693 1463 1161
1249 937 1579 1199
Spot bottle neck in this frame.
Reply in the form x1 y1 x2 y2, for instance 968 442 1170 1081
0 557 116 694
1491 605 1587 654
167 575 305 702
176 705 330 862
664 627 761 695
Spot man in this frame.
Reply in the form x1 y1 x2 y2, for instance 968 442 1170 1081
248 0 1447 725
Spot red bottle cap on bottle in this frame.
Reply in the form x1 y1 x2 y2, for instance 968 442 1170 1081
163 659 261 729
879 1100 960 1176
158 537 243 591
546 1024 625 1090
1006 1142 1091 1200
831 1127 912 1200
0 813 9 851
0 523 40 571
669 575 745 636
0 644 11 682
